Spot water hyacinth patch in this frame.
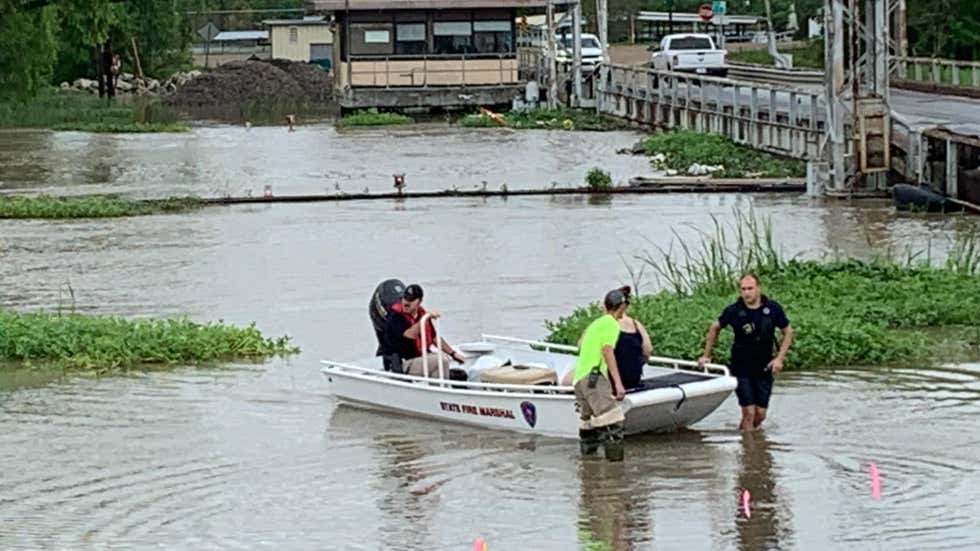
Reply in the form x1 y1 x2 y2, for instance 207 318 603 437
546 212 980 370
0 310 299 372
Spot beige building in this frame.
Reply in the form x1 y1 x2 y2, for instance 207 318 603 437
304 0 547 109
264 16 334 65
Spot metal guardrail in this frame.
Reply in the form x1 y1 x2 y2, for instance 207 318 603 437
727 63 824 87
726 58 980 90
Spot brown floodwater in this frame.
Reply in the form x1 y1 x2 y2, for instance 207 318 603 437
1 126 979 550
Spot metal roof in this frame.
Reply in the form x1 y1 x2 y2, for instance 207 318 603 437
213 30 269 41
306 0 547 11
262 15 329 26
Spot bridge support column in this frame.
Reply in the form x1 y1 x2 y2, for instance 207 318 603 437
947 140 959 198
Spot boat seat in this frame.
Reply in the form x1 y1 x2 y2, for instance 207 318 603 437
479 364 558 386
627 371 713 393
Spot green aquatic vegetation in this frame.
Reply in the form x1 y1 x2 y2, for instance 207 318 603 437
460 108 629 131
336 108 414 128
586 167 613 190
546 213 980 370
50 121 188 133
0 88 182 131
0 195 205 219
641 130 806 178
0 310 299 372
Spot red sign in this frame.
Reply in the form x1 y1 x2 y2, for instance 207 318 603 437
698 4 714 21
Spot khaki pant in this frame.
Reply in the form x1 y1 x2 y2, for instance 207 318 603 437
404 353 454 379
574 374 625 430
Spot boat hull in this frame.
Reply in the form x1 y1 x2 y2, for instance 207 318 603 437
322 364 735 439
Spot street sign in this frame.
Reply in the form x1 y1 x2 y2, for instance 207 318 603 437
712 0 726 15
698 4 714 21
198 22 220 42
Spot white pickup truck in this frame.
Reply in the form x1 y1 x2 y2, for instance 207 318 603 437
649 33 728 78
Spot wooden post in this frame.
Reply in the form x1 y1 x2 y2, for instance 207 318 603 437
130 38 145 81
895 0 908 77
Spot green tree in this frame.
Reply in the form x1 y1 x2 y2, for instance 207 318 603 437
0 2 58 100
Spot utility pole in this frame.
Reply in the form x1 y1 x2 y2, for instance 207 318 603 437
546 0 559 108
595 0 608 64
822 0 893 195
572 1 583 107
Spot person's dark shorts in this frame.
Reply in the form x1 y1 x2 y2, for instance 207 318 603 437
735 374 774 408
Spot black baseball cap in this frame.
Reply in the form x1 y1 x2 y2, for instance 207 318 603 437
402 284 424 301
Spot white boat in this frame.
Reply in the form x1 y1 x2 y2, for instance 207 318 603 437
321 333 737 439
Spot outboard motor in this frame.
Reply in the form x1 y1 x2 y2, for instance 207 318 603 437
370 278 405 356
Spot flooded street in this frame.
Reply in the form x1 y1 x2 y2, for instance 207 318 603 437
2 126 980 550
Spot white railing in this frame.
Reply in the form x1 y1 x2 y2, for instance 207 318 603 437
598 63 825 161
480 334 731 377
893 56 980 88
321 360 576 395
344 53 519 88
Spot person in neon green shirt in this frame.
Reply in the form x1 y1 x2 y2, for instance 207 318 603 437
573 287 629 461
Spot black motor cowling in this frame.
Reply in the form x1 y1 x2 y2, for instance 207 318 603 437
370 278 405 356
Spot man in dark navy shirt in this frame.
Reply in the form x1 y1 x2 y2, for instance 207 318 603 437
383 283 465 379
698 274 794 431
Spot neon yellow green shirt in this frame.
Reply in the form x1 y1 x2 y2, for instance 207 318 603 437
572 314 620 384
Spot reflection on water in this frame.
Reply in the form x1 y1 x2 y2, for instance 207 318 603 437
735 431 792 551
576 460 653 550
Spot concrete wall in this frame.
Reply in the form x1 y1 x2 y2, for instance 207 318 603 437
271 25 334 61
336 58 519 88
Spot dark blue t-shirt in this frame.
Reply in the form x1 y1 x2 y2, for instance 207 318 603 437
718 297 789 377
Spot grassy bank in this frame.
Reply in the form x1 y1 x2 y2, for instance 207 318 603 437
0 88 188 132
546 212 980 370
729 40 825 70
0 310 298 372
641 130 806 178
0 195 206 219
337 108 414 128
461 108 630 131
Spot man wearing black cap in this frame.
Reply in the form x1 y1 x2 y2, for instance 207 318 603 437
571 287 630 461
384 283 466 379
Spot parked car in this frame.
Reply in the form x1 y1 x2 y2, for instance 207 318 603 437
649 33 728 78
555 33 604 69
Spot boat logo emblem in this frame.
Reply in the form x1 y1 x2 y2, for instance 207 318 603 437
520 401 537 428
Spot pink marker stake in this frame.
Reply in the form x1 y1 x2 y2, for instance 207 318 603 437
869 462 881 500
472 538 487 551
741 489 752 518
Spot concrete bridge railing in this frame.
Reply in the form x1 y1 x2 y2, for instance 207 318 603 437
597 64 826 161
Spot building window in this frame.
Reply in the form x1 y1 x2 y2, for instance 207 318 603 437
473 21 512 54
289 27 298 43
395 23 426 55
364 30 390 43
350 23 394 55
433 21 472 54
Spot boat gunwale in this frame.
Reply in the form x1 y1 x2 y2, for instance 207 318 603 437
320 335 732 400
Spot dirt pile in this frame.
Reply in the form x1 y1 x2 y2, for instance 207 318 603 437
165 59 333 108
